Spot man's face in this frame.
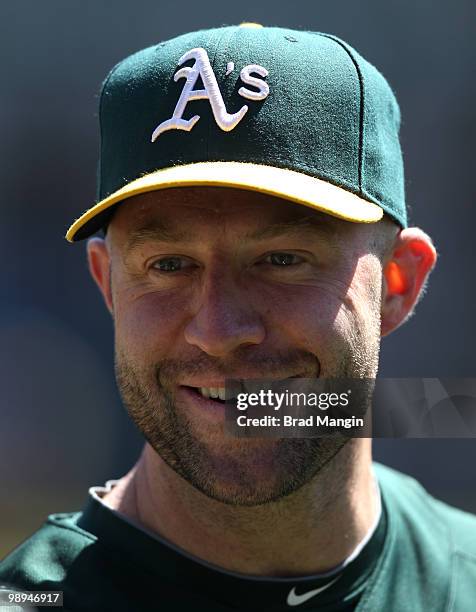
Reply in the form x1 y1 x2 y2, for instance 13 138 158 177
101 187 385 505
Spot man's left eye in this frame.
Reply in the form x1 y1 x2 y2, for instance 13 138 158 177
263 253 304 266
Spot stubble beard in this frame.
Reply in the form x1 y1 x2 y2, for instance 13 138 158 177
115 326 380 507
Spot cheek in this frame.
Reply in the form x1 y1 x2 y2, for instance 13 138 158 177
258 282 351 351
333 256 383 341
259 259 382 352
342 256 382 319
113 289 189 361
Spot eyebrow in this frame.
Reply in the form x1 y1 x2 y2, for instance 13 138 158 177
125 221 191 253
244 215 338 241
125 214 337 253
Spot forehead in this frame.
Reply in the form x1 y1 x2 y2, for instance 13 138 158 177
109 186 350 237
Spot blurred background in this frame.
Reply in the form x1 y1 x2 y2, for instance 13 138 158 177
1 0 475 558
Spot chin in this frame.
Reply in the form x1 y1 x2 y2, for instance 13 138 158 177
178 439 304 506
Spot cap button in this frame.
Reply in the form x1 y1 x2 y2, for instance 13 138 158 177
239 22 263 28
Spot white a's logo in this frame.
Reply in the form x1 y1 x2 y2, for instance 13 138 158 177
151 47 269 141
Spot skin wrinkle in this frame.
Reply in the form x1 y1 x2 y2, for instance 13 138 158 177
88 186 436 575
124 215 340 257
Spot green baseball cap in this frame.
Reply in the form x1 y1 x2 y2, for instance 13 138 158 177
66 23 407 242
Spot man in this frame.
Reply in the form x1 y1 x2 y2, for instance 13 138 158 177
1 23 475 612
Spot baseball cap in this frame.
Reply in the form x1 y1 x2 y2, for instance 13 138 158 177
65 23 407 242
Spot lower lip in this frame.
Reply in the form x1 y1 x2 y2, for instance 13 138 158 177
177 386 227 422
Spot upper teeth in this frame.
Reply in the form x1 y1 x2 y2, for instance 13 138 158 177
199 387 226 400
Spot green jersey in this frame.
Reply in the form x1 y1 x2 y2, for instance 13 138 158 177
1 463 476 611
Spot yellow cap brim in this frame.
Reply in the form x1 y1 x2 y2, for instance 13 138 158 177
65 161 383 242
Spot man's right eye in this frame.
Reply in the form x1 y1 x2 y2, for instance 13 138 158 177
151 257 186 272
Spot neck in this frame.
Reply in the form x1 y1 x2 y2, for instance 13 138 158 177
103 440 378 577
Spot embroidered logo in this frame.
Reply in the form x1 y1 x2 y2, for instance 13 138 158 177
286 575 342 607
151 47 269 141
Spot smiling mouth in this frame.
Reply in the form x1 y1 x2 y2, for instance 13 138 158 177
182 376 304 404
185 386 227 402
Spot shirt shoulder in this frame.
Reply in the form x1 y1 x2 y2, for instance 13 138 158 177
0 509 212 611
374 461 476 556
370 462 476 611
0 512 97 588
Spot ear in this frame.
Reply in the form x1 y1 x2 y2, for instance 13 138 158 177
381 228 437 337
87 237 113 314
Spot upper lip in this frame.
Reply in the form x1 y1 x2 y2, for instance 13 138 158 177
180 375 304 388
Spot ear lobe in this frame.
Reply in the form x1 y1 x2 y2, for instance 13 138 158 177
381 228 437 337
87 238 113 314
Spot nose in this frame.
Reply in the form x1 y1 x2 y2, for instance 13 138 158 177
183 272 266 357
